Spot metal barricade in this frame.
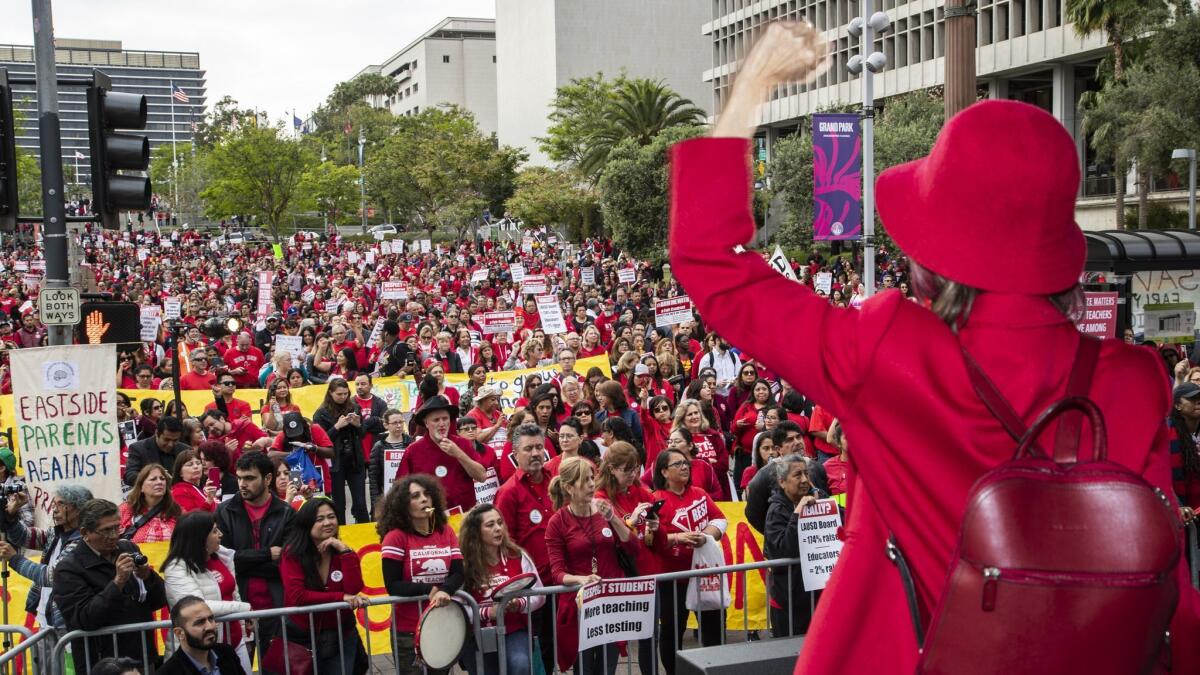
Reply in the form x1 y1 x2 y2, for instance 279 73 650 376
50 593 484 675
491 557 809 675
1188 521 1199 590
0 627 41 675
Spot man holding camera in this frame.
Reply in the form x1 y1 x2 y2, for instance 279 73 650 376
0 485 92 629
54 499 167 670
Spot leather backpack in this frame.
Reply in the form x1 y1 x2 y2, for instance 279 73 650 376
886 337 1181 675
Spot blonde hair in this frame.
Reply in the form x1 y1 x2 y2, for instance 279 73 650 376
548 456 593 510
596 442 639 498
615 351 639 377
672 398 710 433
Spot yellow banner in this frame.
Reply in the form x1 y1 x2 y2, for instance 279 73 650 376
8 501 775 648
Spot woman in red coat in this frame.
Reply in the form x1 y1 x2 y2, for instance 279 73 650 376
668 21 1198 674
731 378 776 485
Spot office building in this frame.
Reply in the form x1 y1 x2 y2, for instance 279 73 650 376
0 38 205 186
496 0 713 165
359 17 498 136
706 0 1193 230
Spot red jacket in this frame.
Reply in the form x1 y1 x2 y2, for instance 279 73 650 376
668 137 1199 674
494 470 554 581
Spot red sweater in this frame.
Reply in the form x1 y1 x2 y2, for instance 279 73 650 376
279 549 363 631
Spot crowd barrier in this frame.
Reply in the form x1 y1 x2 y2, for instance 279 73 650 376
0 626 43 675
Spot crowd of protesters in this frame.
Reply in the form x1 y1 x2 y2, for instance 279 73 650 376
0 219 1194 675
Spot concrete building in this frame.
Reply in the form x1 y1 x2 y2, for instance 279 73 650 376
360 17 498 136
0 38 205 185
707 0 1189 230
496 0 713 165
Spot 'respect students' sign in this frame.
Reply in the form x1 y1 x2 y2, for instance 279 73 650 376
578 579 656 652
12 344 121 527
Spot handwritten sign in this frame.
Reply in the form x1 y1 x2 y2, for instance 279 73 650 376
139 305 162 342
13 344 120 527
275 334 306 364
536 295 567 335
578 579 656 652
797 498 843 591
420 239 432 254
471 268 489 284
481 311 516 335
654 296 693 329
164 297 182 320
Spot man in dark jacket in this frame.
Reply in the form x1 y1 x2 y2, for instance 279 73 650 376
53 499 167 671
158 597 247 675
124 416 188 486
762 453 825 638
374 320 416 377
215 452 293 665
746 422 828 533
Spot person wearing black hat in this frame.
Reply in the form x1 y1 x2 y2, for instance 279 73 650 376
254 316 280 354
267 412 334 493
375 320 416 377
394 396 487 513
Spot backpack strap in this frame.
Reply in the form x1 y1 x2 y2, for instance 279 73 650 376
1052 336 1100 463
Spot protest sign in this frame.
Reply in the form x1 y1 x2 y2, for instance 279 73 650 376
480 311 516 335
301 288 316 303
1076 292 1119 339
256 271 275 320
536 295 567 334
581 267 595 286
380 241 392 255
510 263 526 284
348 251 360 265
654 296 693 329
275 334 307 364
471 268 489 284
365 251 376 264
522 274 547 296
768 245 797 280
473 467 500 505
366 317 386 348
381 281 407 300
139 305 162 342
164 297 182 320
814 272 833 295
578 579 656 652
420 239 432 254
13 344 120 527
13 261 27 272
617 267 637 284
797 498 844 591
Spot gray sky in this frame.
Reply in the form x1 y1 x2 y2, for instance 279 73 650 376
0 0 494 123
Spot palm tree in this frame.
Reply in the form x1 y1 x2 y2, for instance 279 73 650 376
579 79 705 179
1065 0 1167 229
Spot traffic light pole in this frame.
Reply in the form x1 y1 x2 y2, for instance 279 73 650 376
32 0 70 346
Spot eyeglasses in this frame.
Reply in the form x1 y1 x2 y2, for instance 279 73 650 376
92 525 121 537
574 410 592 416
653 406 670 413
667 461 689 469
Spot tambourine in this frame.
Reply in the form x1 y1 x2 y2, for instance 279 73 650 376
415 602 468 670
491 572 537 599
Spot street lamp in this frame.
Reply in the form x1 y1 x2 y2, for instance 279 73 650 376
358 131 367 235
1172 148 1196 231
847 5 890 298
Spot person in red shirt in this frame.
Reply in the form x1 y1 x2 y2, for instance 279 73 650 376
170 449 220 513
493 424 556 674
649 448 728 675
544 456 639 672
823 419 850 497
279 498 370 675
377 474 464 675
179 349 217 390
200 409 272 464
203 374 253 421
673 400 731 500
394 396 487 514
222 332 265 388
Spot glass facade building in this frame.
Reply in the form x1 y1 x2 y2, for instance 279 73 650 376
0 39 205 184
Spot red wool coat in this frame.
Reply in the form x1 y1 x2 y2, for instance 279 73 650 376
668 137 1200 674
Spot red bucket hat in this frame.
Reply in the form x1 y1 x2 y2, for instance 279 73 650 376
876 100 1084 295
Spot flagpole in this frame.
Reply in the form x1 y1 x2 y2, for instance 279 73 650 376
170 81 178 220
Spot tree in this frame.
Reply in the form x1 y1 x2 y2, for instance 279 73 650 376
540 75 705 182
365 106 499 240
192 96 266 150
599 125 705 261
767 133 814 248
506 166 596 237
200 125 311 242
477 143 527 220
1066 0 1170 228
296 162 361 226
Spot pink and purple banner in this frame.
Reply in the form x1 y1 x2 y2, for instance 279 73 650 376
812 113 863 241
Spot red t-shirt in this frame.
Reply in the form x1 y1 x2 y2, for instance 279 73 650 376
223 346 266 388
204 397 253 422
470 551 540 632
380 527 462 631
207 557 243 646
651 486 726 573
179 370 217 391
243 499 273 610
394 435 480 512
355 396 376 461
494 471 554 581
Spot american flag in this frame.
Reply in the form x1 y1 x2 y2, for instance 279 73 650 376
172 82 190 103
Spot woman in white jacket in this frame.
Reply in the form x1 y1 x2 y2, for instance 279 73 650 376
162 511 252 672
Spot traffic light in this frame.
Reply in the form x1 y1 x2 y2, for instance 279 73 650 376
75 302 141 345
0 69 18 233
86 70 150 229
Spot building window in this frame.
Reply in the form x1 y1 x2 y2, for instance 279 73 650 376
442 55 450 63
414 106 419 113
492 55 497 63
413 83 418 93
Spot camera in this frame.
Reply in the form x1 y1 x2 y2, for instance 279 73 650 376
131 553 149 567
0 479 26 512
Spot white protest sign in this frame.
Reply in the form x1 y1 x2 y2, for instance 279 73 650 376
373 232 384 241
275 334 307 364
366 317 386 348
814 272 833 295
654 296 693 328
581 267 595 286
473 466 500 505
768 245 797 280
14 261 27 272
536 295 567 334
480 311 516 335
381 281 407 300
384 445 407 488
797 498 844 591
522 275 547 296
380 241 392 255
136 248 149 262
164 297 182 320
510 263 526 284
301 288 317 304
420 239 432 254
578 579 656 652
617 267 636 284
348 251 360 265
471 268 489 284
13 344 121 527
366 251 376 264
139 305 162 342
